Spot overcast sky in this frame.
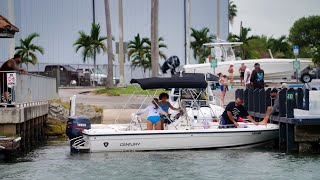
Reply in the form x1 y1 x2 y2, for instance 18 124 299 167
230 0 320 38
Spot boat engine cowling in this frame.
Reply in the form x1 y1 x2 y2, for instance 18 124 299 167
66 116 91 140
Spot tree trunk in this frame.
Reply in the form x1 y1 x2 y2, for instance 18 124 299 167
118 0 125 86
151 0 159 77
104 0 114 89
93 50 96 87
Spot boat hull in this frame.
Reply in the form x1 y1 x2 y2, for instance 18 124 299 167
183 59 312 80
81 125 278 152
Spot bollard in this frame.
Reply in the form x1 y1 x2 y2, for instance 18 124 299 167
253 89 260 113
296 88 304 109
248 89 254 111
265 88 271 107
259 89 266 113
286 88 295 118
244 89 249 109
304 89 309 110
279 89 287 117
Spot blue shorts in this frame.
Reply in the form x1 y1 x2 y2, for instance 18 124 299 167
147 116 161 124
219 117 233 128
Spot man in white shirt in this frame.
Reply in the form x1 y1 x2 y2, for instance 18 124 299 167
244 67 251 89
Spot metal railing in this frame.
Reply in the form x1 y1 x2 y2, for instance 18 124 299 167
1 71 57 106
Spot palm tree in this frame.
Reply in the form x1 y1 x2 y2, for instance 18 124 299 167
228 27 257 59
104 0 114 89
15 33 44 71
73 23 107 86
151 0 159 77
190 27 215 63
267 35 290 57
128 33 167 75
228 1 237 26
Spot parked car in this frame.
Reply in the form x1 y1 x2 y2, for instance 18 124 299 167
300 66 320 83
76 67 119 86
33 65 90 86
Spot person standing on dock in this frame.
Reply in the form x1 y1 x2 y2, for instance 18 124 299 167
219 98 258 128
239 63 246 86
261 88 280 125
244 66 251 89
218 73 229 106
228 64 234 86
0 54 26 103
250 63 265 89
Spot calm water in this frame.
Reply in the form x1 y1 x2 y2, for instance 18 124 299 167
0 141 319 180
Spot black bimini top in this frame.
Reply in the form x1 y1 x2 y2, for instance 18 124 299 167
130 73 208 90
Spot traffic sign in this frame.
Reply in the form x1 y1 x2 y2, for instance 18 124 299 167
7 73 16 87
211 58 217 68
293 46 299 56
292 60 300 70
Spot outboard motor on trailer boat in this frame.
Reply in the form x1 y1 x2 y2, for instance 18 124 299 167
161 56 180 75
66 116 91 152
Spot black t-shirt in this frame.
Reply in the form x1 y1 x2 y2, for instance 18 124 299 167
250 68 265 88
221 102 249 124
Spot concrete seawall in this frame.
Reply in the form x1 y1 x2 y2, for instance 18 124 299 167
0 103 49 152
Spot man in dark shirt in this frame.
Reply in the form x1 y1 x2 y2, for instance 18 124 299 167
0 54 25 103
220 98 258 128
250 63 265 89
261 88 279 125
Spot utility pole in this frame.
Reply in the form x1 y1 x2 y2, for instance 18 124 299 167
184 0 191 65
118 0 125 86
92 0 96 24
8 0 15 58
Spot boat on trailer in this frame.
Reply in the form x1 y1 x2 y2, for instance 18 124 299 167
67 73 279 152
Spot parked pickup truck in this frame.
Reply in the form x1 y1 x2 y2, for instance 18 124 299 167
31 65 90 86
76 67 119 86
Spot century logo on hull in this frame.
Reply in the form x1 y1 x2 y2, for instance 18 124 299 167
120 143 140 146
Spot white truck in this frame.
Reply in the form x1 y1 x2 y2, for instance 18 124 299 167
76 67 119 86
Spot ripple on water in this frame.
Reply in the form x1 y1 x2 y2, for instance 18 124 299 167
0 141 319 180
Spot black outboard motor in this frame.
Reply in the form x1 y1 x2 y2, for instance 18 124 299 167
66 116 91 152
161 56 180 75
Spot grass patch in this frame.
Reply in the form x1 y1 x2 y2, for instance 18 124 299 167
93 86 166 96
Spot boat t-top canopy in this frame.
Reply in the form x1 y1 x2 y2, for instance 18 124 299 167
203 42 243 48
130 73 208 90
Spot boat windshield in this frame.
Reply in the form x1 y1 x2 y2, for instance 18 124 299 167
211 45 236 62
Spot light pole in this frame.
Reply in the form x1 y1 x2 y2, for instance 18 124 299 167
118 0 125 86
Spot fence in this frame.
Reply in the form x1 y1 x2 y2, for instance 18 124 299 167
21 62 152 85
1 71 57 105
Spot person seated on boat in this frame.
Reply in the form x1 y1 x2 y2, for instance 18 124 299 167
219 98 258 128
135 98 167 130
159 92 181 129
260 88 279 125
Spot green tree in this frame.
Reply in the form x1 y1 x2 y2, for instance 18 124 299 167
73 23 107 86
15 32 44 70
128 33 167 75
228 1 237 26
190 27 215 63
289 15 320 60
311 46 320 66
267 35 291 58
228 27 257 59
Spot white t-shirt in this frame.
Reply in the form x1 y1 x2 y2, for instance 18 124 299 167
136 105 166 117
244 68 251 85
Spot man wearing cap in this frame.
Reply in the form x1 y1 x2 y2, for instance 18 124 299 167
250 63 265 89
0 54 26 103
260 88 280 125
219 98 258 128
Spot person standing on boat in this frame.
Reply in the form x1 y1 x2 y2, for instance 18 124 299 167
220 98 258 128
135 98 167 130
228 64 234 86
158 92 181 129
239 63 246 86
244 67 252 89
250 63 265 89
218 73 229 105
